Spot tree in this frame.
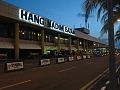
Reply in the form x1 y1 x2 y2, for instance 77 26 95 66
115 26 120 41
83 0 120 36
83 0 120 89
115 26 120 48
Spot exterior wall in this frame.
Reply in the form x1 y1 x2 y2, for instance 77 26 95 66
0 1 19 20
0 1 108 59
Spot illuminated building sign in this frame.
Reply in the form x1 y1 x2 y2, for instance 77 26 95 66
19 9 75 35
19 9 44 27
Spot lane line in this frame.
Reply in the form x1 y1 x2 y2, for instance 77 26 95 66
100 81 110 90
105 81 110 85
79 68 108 90
86 62 94 64
100 86 106 90
116 65 120 72
58 67 76 73
32 67 41 70
0 80 32 90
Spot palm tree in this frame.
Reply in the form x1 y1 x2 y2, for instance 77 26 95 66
115 26 120 48
83 1 120 89
83 0 120 36
115 27 120 41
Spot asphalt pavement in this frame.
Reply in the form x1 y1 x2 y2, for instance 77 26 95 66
0 56 120 90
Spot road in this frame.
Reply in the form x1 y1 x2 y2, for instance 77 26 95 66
0 56 120 90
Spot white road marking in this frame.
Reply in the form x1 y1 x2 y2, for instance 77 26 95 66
87 62 94 64
58 67 76 73
79 68 108 90
116 65 120 72
105 81 110 85
100 86 106 90
0 80 31 90
32 67 41 70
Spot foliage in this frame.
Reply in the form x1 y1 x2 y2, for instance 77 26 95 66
115 25 120 41
83 0 120 39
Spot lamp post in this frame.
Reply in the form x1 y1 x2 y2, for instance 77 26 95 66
107 0 117 89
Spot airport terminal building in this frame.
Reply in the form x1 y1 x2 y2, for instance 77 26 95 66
0 1 108 60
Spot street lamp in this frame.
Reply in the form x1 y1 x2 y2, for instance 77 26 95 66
107 0 117 89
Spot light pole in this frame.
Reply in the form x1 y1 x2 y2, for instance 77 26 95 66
107 0 117 89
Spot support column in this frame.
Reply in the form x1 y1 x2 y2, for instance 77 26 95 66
83 40 86 51
14 22 19 60
41 29 44 55
77 38 79 50
77 38 79 54
69 36 71 54
86 40 88 51
57 33 60 52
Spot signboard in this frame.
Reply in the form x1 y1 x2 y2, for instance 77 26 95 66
87 55 91 59
57 58 65 63
6 62 24 71
40 59 50 66
69 57 74 61
19 9 44 27
77 56 82 60
83 55 86 59
19 9 75 35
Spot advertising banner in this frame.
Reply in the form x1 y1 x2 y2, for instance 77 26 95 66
6 62 24 71
83 55 86 59
40 59 50 66
87 55 91 59
69 57 74 61
57 58 65 63
77 56 82 60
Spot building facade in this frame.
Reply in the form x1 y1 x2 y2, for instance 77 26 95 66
0 1 108 60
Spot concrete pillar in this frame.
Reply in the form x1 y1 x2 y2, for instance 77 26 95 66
41 29 44 55
83 40 86 51
57 33 60 52
86 40 88 51
77 38 79 54
69 36 71 54
77 38 79 50
14 22 19 59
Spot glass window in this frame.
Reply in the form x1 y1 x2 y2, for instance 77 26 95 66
64 38 68 44
0 21 14 38
19 26 40 41
45 34 49 42
60 37 64 44
71 38 77 45
44 34 56 43
19 29 24 39
50 35 55 43
55 36 58 43
38 33 41 41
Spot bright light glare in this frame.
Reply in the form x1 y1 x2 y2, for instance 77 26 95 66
117 19 120 22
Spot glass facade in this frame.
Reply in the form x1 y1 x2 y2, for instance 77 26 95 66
0 20 106 59
19 26 41 41
0 21 14 38
71 38 77 45
60 37 68 44
44 34 56 43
